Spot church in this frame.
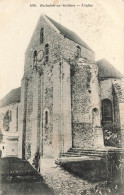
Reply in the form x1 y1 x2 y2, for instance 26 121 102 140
0 15 124 160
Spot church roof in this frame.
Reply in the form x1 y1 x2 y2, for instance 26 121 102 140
96 58 124 80
46 16 92 51
0 87 21 107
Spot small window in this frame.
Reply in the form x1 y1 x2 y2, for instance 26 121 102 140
45 44 49 63
40 28 44 44
102 99 112 121
76 46 81 57
93 108 98 113
45 111 48 125
33 50 37 67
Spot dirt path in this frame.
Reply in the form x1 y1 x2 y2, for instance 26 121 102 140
40 158 97 195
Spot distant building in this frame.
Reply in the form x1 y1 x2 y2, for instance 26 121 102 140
0 15 124 159
0 88 20 157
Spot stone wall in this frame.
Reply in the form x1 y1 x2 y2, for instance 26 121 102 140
22 15 95 158
61 60 72 153
100 79 121 127
20 15 102 158
18 77 28 158
25 77 33 159
71 58 102 149
72 123 94 148
20 64 54 159
100 79 114 132
99 78 124 147
24 16 95 75
100 79 114 101
42 58 53 157
0 103 19 133
119 103 124 147
52 61 62 156
30 71 41 158
113 89 121 132
0 103 19 157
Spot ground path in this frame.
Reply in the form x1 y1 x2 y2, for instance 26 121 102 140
40 158 98 195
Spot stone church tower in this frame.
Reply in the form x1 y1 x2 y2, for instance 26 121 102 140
1 15 124 159
18 15 104 159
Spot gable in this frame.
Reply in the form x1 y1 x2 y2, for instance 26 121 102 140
25 15 60 54
26 15 92 54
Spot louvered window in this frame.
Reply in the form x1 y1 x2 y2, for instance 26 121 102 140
40 28 44 44
45 44 49 62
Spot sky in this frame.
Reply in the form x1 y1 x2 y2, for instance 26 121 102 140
0 0 124 100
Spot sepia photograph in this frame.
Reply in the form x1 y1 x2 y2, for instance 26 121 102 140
0 0 124 194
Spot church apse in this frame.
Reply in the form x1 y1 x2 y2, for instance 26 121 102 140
71 58 104 149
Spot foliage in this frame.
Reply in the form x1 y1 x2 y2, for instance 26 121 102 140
104 130 121 147
81 182 123 195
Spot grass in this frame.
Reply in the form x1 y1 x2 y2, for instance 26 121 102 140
0 157 54 195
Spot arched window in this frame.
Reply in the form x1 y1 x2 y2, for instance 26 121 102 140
40 28 44 44
45 111 48 125
76 46 81 57
102 99 112 121
3 110 10 131
45 44 49 63
33 50 37 67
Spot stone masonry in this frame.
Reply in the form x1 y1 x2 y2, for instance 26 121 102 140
18 15 104 160
0 15 124 159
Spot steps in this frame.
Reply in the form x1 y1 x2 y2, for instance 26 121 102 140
61 148 108 158
61 147 124 158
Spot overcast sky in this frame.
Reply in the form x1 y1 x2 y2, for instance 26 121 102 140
0 0 124 100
